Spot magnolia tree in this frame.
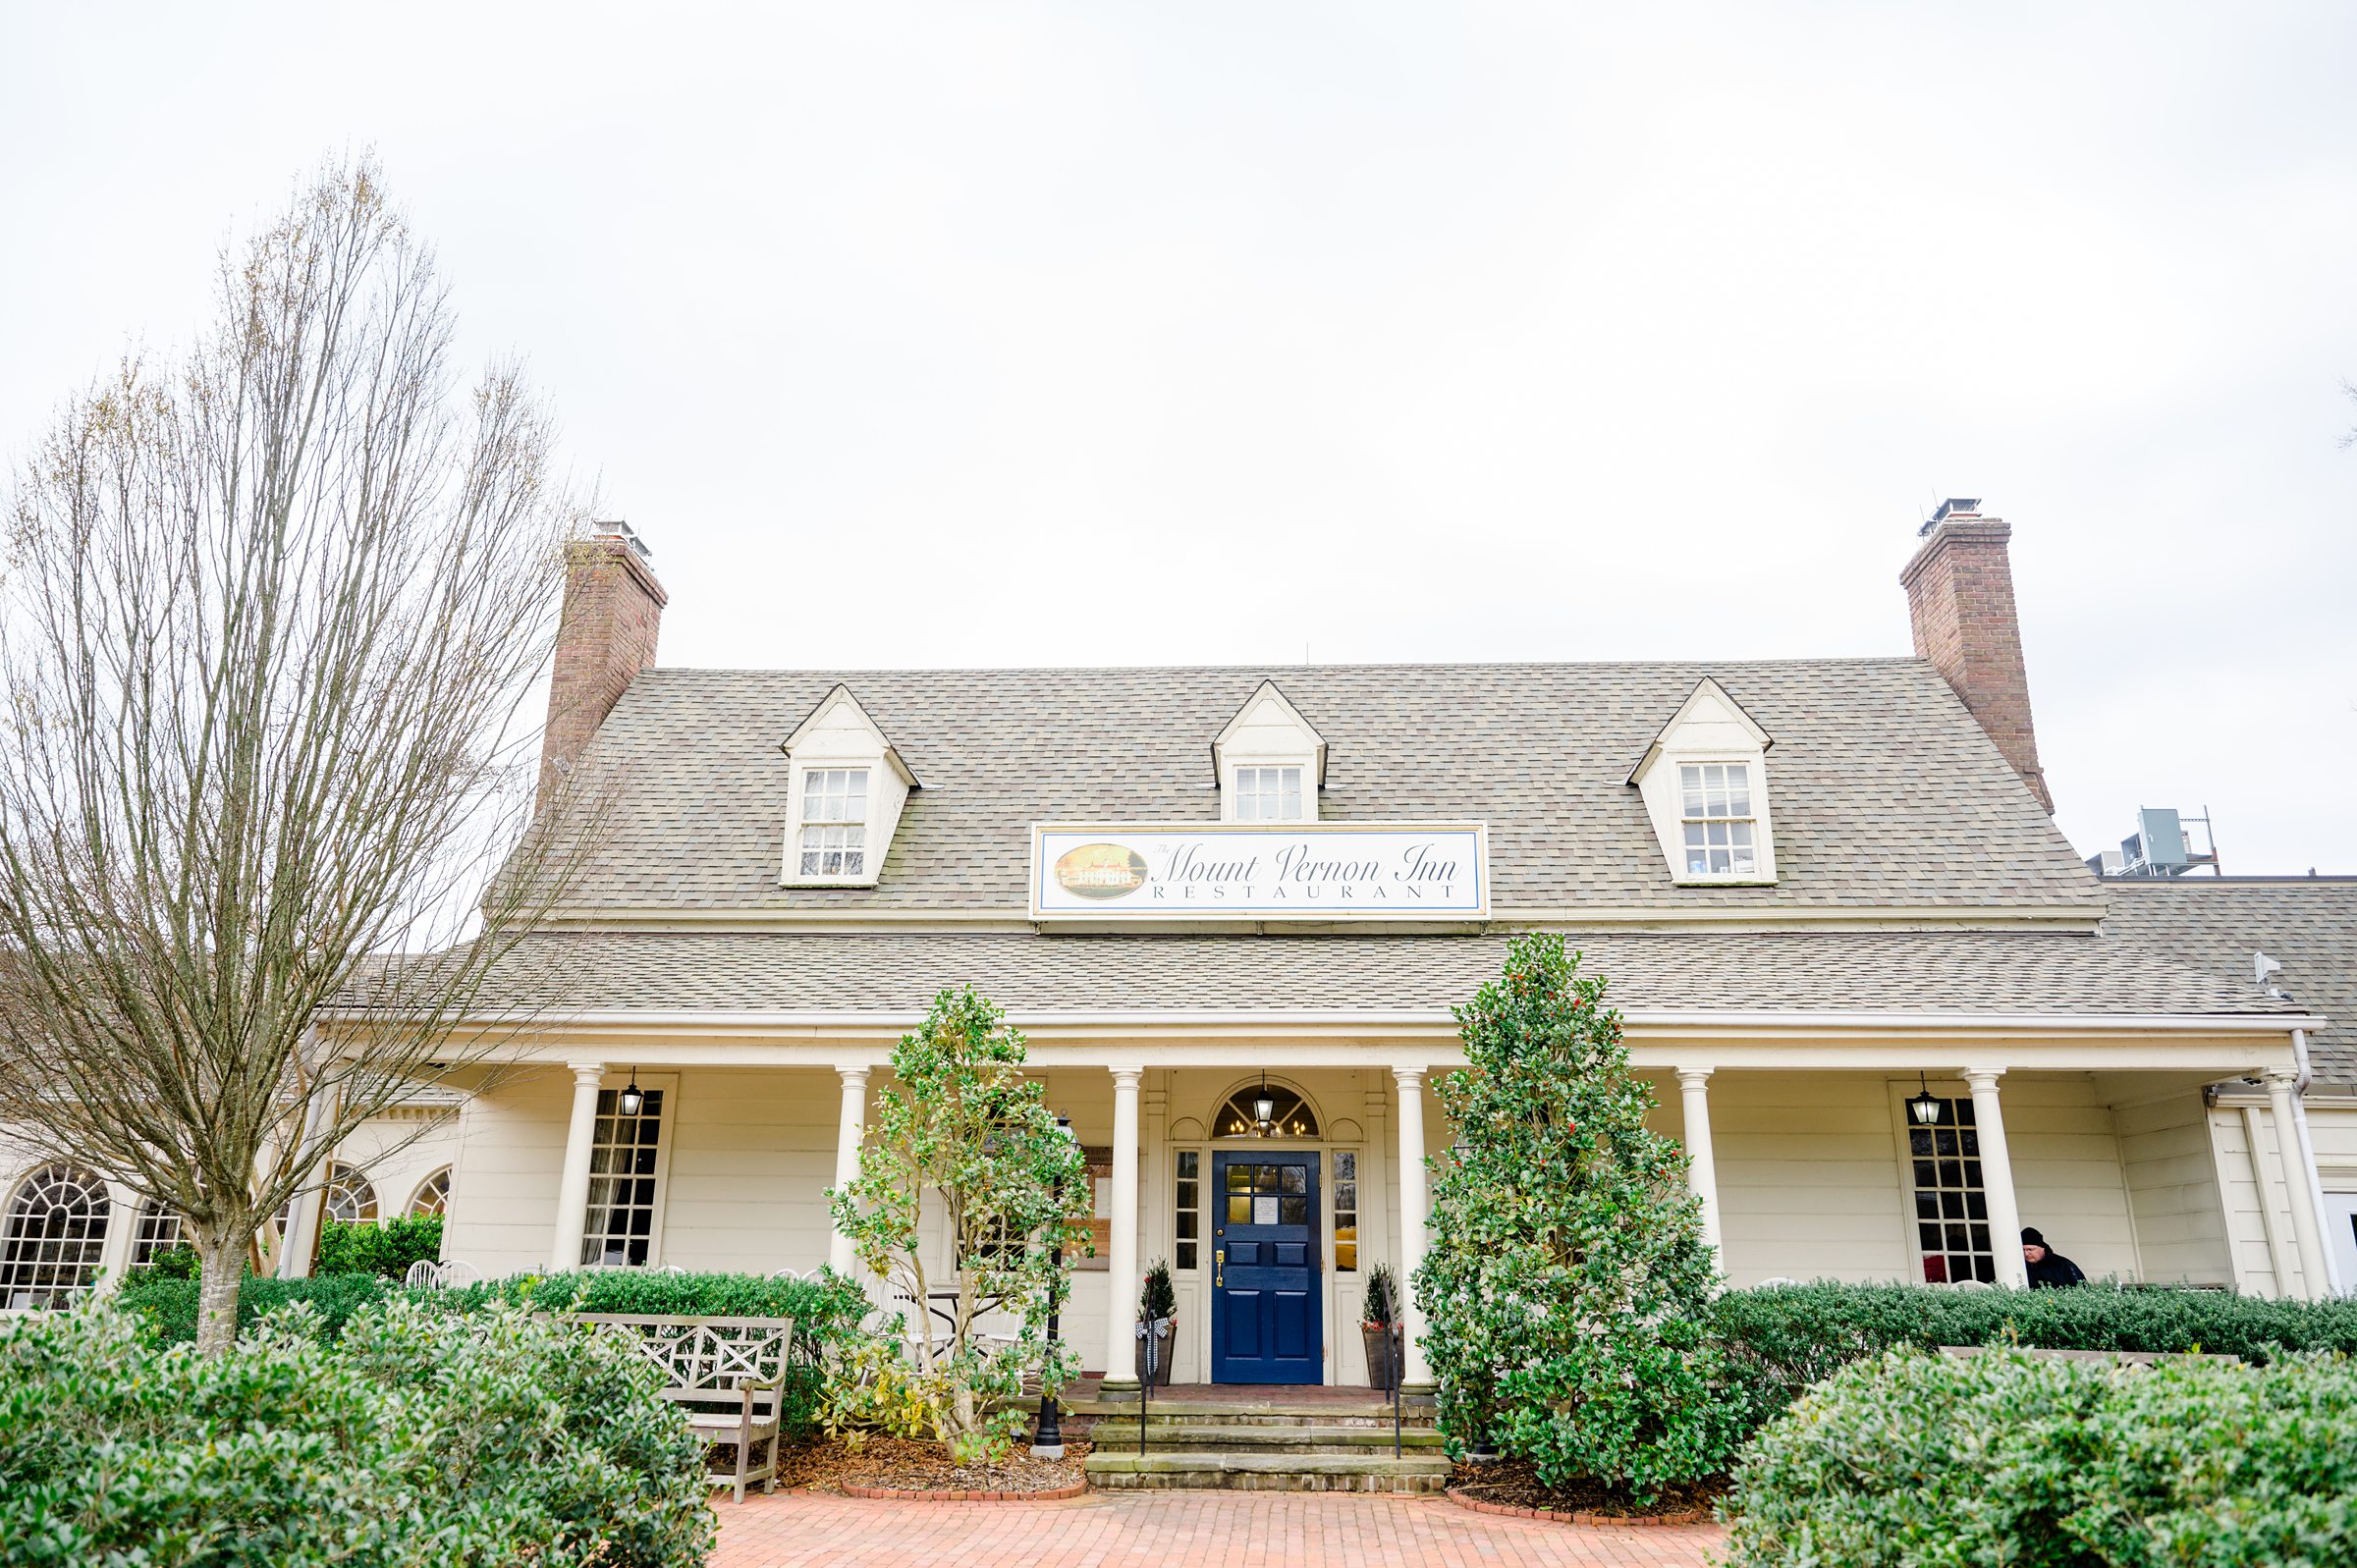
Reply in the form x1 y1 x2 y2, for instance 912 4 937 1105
829 988 1093 1458
1416 933 1740 1500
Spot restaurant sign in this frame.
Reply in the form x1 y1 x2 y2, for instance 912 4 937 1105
1029 822 1489 922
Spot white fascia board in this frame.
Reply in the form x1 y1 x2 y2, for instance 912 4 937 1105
525 901 2111 932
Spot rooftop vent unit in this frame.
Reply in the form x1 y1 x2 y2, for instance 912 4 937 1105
2089 806 2221 878
1918 497 1983 537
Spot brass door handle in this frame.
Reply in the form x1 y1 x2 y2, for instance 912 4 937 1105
1214 1247 1225 1287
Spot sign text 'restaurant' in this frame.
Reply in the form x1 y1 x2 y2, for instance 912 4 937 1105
1031 823 1488 921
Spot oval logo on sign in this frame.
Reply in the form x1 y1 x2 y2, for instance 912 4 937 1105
1054 842 1149 900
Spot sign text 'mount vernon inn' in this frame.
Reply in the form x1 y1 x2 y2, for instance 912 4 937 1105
1034 824 1490 920
7 503 2351 1380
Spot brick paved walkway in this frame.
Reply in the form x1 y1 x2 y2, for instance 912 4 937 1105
712 1489 1725 1567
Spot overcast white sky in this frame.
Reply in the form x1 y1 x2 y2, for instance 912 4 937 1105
4 4 2352 874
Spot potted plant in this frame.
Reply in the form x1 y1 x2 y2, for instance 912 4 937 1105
1361 1262 1400 1391
1135 1258 1178 1385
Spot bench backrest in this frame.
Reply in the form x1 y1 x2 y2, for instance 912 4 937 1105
576 1313 798 1391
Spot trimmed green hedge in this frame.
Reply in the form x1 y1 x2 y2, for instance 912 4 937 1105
315 1214 443 1278
113 1268 875 1439
1722 1348 2357 1566
1708 1281 2357 1435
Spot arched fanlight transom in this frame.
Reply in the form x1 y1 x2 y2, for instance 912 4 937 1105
1216 1084 1319 1140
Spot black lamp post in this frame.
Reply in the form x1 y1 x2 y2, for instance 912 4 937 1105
1032 1113 1074 1458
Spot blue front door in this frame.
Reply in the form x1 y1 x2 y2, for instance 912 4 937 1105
1210 1151 1323 1384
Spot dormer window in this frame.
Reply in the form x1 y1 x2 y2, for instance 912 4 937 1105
797 767 870 878
1214 679 1326 823
1234 765 1305 822
779 686 918 889
1679 762 1759 876
1626 676 1779 886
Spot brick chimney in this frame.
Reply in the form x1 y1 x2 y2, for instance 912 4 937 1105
540 521 666 801
1899 499 2053 812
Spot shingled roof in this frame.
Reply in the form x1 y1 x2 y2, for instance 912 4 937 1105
559 658 2098 916
451 928 2302 1020
2104 878 2357 1082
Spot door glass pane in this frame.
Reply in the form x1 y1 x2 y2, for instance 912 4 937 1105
1280 1196 1307 1225
1227 1164 1251 1192
1227 1195 1252 1223
1256 1166 1280 1192
1280 1166 1305 1195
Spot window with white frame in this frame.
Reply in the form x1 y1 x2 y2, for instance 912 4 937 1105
130 1200 186 1269
0 1163 111 1309
1174 1151 1200 1271
1679 762 1760 876
410 1167 452 1217
796 767 870 879
323 1162 378 1224
1906 1096 1994 1284
581 1086 664 1267
1233 766 1304 822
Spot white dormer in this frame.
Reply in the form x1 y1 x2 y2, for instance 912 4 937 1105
1626 677 1779 886
779 685 919 888
1213 679 1325 822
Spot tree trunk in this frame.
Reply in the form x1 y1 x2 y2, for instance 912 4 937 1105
194 1228 247 1357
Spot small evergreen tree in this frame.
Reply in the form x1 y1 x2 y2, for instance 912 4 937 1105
1416 933 1739 1499
829 987 1093 1458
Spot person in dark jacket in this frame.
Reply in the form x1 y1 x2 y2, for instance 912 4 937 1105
2021 1227 2086 1287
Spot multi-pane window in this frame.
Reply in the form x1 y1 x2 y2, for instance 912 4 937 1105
410 1166 452 1217
1908 1096 1994 1284
0 1163 111 1309
1234 766 1304 822
1224 1162 1309 1227
324 1162 379 1224
1334 1151 1358 1271
1174 1151 1200 1270
581 1086 664 1267
1679 762 1759 876
796 768 870 878
130 1200 186 1269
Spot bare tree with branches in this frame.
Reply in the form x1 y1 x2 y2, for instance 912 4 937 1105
0 155 602 1353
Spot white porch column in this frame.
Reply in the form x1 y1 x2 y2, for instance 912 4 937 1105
1101 1067 1143 1390
2267 1068 2330 1300
2240 1106 2301 1297
827 1066 869 1275
277 1083 341 1281
1393 1065 1433 1390
1675 1068 1724 1263
549 1062 605 1271
1962 1068 2027 1289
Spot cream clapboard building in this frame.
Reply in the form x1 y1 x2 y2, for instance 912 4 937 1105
4 502 2348 1379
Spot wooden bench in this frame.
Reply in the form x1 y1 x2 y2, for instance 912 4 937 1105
576 1313 797 1502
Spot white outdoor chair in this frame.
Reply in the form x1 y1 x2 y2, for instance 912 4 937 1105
403 1260 440 1289
437 1259 480 1286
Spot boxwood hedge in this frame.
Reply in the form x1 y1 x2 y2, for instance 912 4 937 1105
1708 1280 2357 1436
1722 1347 2357 1566
0 1297 715 1567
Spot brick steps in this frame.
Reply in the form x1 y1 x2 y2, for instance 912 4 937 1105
1081 1402 1448 1492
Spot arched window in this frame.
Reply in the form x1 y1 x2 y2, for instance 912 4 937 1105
409 1167 452 1217
1216 1084 1319 1140
131 1199 186 1269
324 1163 378 1224
0 1163 112 1309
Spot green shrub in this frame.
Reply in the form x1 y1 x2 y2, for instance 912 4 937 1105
1709 1280 2357 1437
114 1271 399 1347
0 1298 713 1566
1420 935 1738 1500
115 1266 875 1442
315 1215 443 1278
1722 1347 2357 1566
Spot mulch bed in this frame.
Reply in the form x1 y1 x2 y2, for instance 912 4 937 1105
768 1435 1091 1499
1447 1458 1722 1527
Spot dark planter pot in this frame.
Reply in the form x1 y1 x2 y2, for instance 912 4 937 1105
1133 1318 1177 1385
1362 1323 1400 1392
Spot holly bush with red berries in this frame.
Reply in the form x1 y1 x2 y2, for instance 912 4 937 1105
1416 934 1741 1500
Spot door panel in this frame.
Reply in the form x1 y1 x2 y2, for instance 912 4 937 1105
1211 1151 1323 1383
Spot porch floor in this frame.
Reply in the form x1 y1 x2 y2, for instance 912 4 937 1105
1065 1374 1419 1418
